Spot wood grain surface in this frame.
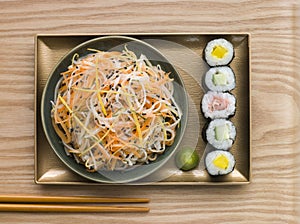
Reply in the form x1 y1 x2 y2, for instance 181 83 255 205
0 0 299 223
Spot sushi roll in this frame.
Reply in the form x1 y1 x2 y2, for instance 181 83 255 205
206 119 236 150
205 150 235 176
201 91 236 119
204 66 235 92
204 38 234 66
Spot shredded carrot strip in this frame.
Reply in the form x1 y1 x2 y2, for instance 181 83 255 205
51 47 182 171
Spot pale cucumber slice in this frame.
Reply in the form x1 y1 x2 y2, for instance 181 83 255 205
214 124 229 141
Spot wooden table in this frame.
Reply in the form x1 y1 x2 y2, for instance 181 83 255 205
0 0 299 223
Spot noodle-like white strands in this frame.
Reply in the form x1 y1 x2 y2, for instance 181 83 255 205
51 48 182 171
53 77 64 102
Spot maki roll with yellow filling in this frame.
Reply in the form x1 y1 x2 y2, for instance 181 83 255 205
204 38 234 66
204 66 235 92
205 119 236 150
205 150 235 176
201 91 236 119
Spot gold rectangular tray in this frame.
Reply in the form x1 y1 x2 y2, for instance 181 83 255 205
35 33 251 185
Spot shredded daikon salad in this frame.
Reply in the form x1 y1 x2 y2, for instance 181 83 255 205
51 46 182 171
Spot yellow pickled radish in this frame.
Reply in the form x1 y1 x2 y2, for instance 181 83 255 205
212 45 228 59
213 154 229 170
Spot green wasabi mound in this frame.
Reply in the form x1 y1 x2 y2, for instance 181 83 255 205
175 147 200 171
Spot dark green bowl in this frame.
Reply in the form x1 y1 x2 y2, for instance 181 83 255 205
41 36 188 183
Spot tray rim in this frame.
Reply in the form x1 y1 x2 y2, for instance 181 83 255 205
34 32 252 185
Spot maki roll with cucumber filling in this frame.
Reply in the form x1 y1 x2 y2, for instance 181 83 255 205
201 91 236 119
205 150 235 176
204 66 235 92
204 38 234 66
206 119 236 150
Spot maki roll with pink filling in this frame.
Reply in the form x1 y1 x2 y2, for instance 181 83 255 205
201 91 236 119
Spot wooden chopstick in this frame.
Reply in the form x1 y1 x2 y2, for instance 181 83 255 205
0 195 150 203
0 204 149 213
0 195 150 213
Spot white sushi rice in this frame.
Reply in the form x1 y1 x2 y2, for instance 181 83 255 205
201 91 236 119
205 150 235 175
204 38 234 66
206 119 236 150
204 66 235 92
